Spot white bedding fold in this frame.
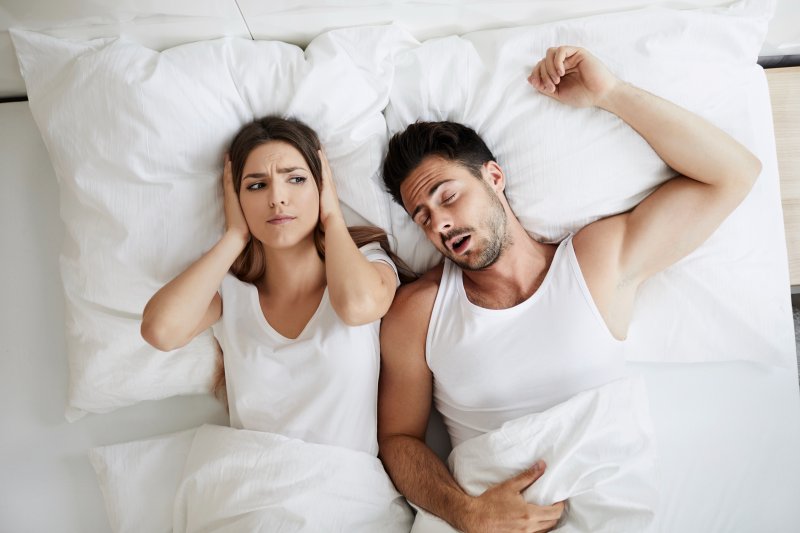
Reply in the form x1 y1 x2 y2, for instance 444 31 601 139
173 424 413 533
412 377 658 533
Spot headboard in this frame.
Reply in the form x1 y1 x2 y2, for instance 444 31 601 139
766 66 800 288
2 0 800 99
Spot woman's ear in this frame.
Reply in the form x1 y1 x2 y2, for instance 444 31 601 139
483 161 506 193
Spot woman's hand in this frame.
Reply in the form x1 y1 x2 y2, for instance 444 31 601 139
527 46 621 109
222 154 250 245
318 148 344 228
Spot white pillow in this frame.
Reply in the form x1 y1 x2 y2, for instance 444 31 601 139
382 0 772 272
376 0 796 366
10 26 414 420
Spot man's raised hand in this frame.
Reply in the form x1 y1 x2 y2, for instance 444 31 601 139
528 46 620 109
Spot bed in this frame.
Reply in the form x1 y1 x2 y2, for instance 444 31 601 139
1 1 799 532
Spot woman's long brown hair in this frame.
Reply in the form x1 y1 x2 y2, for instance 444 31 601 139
212 116 415 404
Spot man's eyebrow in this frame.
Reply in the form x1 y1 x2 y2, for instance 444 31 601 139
411 180 452 220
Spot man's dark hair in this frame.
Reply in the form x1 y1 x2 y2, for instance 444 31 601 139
382 121 496 207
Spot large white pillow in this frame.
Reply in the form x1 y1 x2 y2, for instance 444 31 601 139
382 0 771 269
10 26 414 420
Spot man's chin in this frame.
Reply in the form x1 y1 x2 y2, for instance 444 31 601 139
447 250 498 272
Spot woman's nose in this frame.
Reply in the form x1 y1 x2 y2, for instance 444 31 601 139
267 185 288 207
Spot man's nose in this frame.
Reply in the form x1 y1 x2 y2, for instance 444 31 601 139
431 210 452 233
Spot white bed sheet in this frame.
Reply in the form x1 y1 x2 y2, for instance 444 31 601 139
0 101 228 532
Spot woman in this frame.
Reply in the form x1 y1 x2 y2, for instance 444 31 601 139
141 116 407 456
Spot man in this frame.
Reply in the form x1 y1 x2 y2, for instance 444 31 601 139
377 46 761 533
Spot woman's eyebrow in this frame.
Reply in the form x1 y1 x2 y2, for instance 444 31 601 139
243 167 308 180
277 166 308 174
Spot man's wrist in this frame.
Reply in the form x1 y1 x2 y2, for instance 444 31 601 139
595 79 632 114
449 493 478 533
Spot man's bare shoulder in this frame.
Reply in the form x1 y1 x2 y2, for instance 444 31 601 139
384 262 444 326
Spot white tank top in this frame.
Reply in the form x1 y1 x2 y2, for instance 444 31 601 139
211 243 398 456
427 235 627 448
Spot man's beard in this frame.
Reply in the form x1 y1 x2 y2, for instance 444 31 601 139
445 191 509 271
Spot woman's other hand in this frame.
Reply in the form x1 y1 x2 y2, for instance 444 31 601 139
223 154 250 245
318 149 344 228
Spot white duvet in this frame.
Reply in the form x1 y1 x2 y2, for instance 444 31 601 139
91 425 413 533
412 377 657 533
91 377 657 533
176 425 413 533
90 361 800 533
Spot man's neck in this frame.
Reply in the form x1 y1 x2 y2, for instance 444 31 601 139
460 219 557 309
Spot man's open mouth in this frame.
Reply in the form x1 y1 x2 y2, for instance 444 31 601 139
450 234 471 254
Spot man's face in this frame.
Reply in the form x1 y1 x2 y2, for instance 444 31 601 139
400 156 509 270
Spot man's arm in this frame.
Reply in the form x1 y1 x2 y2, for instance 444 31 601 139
378 276 563 533
529 46 760 336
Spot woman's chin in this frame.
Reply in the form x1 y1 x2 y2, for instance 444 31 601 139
256 232 316 252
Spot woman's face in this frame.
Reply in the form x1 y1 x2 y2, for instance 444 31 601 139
238 140 320 251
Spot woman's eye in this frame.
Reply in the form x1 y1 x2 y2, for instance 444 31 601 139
443 193 456 204
247 182 265 191
422 216 431 227
289 176 307 184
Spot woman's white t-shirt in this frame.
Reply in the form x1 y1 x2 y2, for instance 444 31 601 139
211 243 398 456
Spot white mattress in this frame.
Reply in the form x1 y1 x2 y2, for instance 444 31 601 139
2 6 800 529
4 97 800 531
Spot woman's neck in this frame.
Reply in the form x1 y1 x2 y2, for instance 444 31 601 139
258 238 326 298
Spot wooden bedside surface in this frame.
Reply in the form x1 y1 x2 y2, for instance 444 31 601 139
766 66 800 289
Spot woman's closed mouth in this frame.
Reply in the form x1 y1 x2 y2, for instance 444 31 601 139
268 214 296 225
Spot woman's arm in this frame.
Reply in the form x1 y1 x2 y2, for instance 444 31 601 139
141 157 250 351
318 150 398 325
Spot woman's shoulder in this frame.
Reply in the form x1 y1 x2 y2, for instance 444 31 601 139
357 241 386 256
357 242 399 278
218 272 255 301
